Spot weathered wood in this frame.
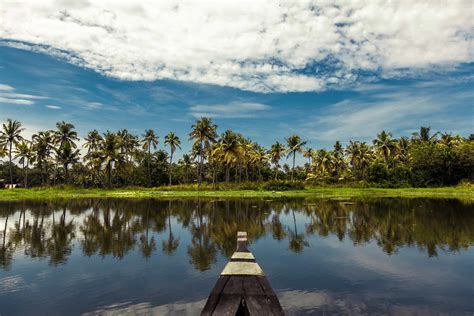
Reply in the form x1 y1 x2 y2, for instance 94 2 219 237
201 232 284 315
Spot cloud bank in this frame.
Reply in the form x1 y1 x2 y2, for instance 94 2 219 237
1 1 473 93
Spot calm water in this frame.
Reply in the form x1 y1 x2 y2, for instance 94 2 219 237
0 198 473 315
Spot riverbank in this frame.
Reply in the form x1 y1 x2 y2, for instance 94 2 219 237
0 186 472 201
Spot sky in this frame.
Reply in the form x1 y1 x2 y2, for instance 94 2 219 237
0 1 473 158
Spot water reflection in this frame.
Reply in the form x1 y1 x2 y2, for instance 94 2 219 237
1 198 473 271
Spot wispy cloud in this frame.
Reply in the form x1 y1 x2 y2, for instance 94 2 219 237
0 96 34 105
1 1 472 92
0 84 14 91
305 80 474 144
45 105 61 109
0 93 47 99
189 101 270 118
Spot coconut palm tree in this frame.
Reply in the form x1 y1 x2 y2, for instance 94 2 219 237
250 144 268 181
142 129 158 186
1 119 25 184
303 147 314 165
189 117 217 185
32 130 55 185
412 126 438 143
212 130 242 183
83 130 103 154
164 132 181 185
56 142 80 184
373 130 397 167
99 131 124 187
14 140 35 187
286 134 307 180
269 142 286 180
54 121 79 148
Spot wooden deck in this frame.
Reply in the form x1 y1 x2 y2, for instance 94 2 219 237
201 232 284 315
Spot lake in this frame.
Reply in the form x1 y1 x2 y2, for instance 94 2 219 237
0 198 473 315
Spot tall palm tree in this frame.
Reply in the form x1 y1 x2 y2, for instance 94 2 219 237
14 140 35 187
99 131 124 187
373 130 396 167
0 119 25 184
142 129 158 186
250 144 268 181
32 130 55 185
286 134 307 180
54 121 79 148
164 132 181 185
189 117 217 185
269 142 286 180
303 147 314 165
56 142 80 184
83 130 103 154
212 130 242 183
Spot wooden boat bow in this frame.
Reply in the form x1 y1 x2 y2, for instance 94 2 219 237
201 231 284 315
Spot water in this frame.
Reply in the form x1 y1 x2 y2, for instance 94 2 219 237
0 198 473 315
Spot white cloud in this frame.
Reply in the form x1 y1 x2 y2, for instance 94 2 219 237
189 101 270 118
46 105 61 109
1 1 472 93
0 93 47 99
0 96 34 105
0 84 14 91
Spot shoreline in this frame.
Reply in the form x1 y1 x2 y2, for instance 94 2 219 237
0 187 472 201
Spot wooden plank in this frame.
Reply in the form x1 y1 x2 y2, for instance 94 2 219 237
201 276 230 315
231 252 255 260
222 275 244 295
211 294 242 315
221 262 264 276
242 276 265 295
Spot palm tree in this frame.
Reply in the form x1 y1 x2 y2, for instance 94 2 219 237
0 119 24 184
142 129 158 186
250 144 268 181
412 126 438 143
56 142 80 184
83 130 103 154
164 132 181 185
212 130 242 183
14 140 35 187
303 147 314 165
54 121 79 148
189 118 218 185
269 142 286 180
32 130 55 185
373 130 397 167
99 131 124 187
286 134 307 180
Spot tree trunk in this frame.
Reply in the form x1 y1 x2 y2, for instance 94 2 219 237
292 152 296 180
25 160 29 188
225 165 230 183
198 140 203 185
64 163 69 184
147 146 151 186
169 151 173 185
8 141 13 184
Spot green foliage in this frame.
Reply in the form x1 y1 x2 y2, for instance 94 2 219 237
1 118 473 189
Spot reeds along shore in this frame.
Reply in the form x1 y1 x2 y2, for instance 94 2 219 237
1 118 473 189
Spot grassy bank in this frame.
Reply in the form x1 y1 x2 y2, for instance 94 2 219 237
0 186 472 201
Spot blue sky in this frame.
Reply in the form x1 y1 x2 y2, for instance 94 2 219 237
0 1 473 157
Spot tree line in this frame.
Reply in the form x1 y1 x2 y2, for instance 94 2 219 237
0 117 472 188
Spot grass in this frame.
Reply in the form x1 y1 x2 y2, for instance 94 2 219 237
0 186 472 201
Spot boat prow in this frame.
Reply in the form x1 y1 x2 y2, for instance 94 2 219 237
201 232 284 315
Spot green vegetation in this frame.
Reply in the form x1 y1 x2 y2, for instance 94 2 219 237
0 185 472 201
0 118 473 189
